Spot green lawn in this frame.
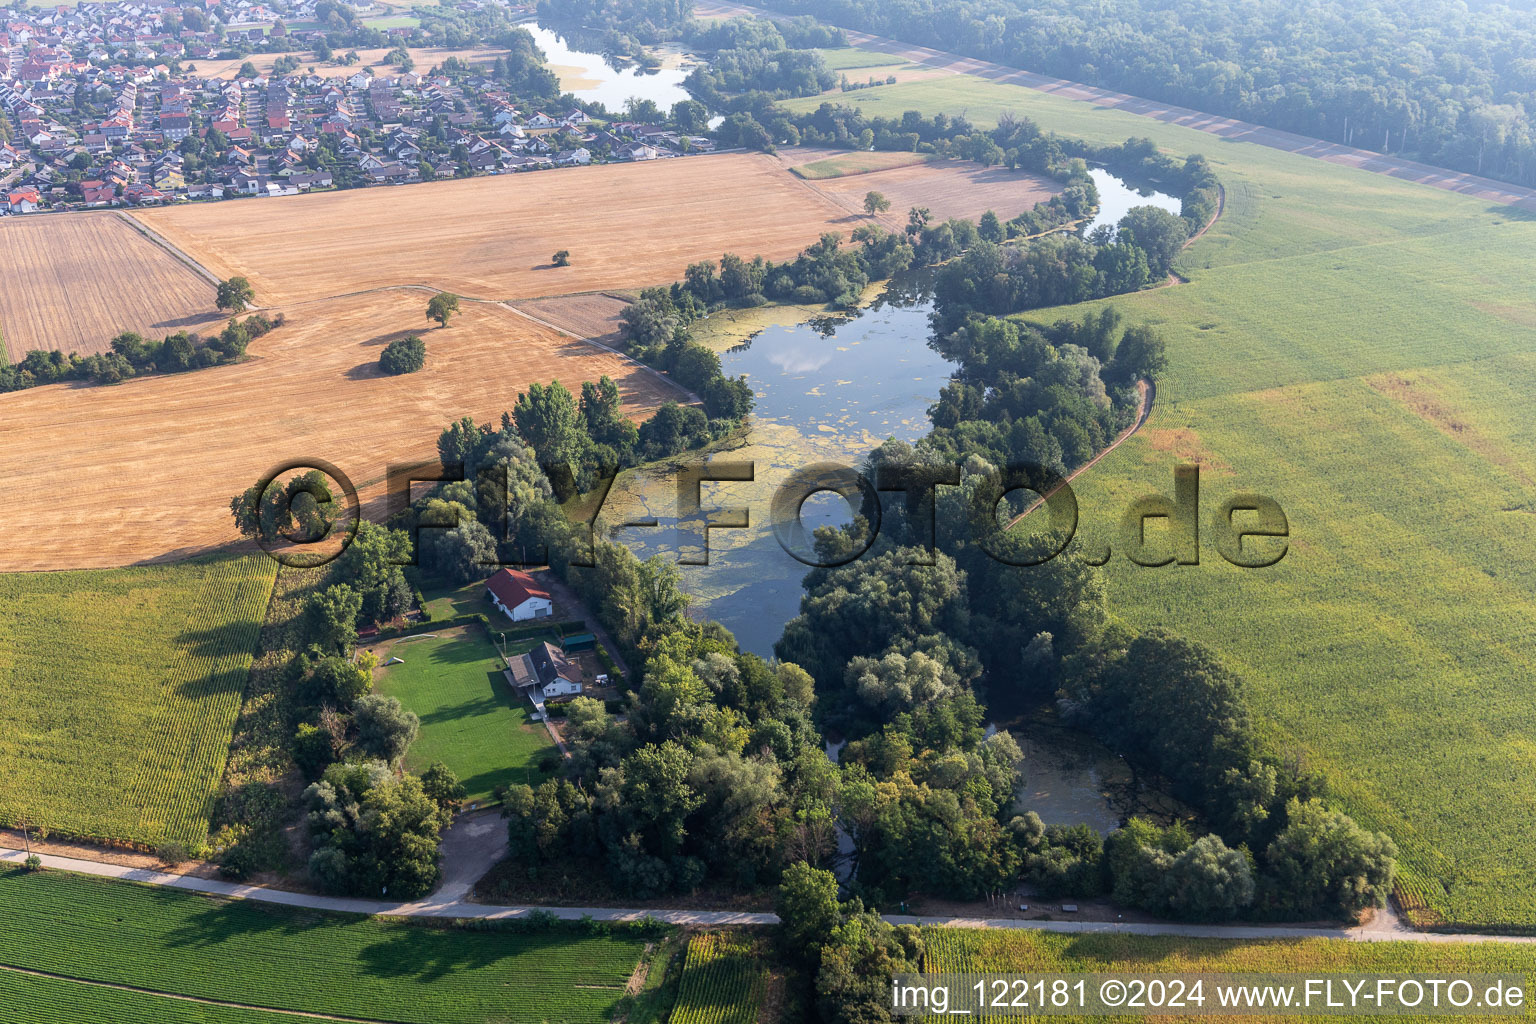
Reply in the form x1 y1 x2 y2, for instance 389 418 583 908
783 73 1536 927
373 626 556 804
816 46 908 71
416 574 496 621
0 868 651 1023
0 557 277 846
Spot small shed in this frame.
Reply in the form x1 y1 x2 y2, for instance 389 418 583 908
561 633 597 653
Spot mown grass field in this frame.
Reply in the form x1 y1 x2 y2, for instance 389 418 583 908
920 928 1536 1022
782 70 1536 927
790 149 935 179
816 46 906 71
371 626 556 804
671 932 770 1024
0 557 276 846
0 868 649 1023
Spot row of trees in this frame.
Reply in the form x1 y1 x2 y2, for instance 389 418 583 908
0 313 278 392
751 0 1536 190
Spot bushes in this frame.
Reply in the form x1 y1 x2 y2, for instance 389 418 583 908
379 335 426 375
0 314 278 393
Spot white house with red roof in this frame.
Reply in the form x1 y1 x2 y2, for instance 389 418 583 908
6 187 41 214
485 568 553 622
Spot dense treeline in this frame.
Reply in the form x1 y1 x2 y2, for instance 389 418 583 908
751 0 1536 189
681 16 848 106
0 314 279 392
776 403 1396 923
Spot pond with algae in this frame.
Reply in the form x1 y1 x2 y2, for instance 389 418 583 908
599 280 954 657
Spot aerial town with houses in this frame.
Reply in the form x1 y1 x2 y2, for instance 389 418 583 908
0 0 712 214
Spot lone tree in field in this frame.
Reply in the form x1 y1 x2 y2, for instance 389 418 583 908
379 335 426 375
863 190 890 216
552 249 571 266
426 292 460 327
216 276 254 313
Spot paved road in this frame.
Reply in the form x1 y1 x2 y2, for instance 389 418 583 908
699 1 1536 214
8 846 1536 944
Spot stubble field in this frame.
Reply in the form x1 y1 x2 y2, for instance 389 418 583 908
0 289 683 572
0 213 223 361
132 154 857 305
777 147 1059 227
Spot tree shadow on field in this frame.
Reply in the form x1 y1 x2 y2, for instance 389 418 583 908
176 618 261 660
416 693 503 726
355 924 601 984
160 883 346 952
361 327 421 349
346 361 384 380
152 311 228 331
1487 203 1536 222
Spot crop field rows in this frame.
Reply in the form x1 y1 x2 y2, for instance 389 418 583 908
920 928 1536 1023
779 62 1536 929
132 154 857 305
0 212 224 360
0 869 649 1024
0 557 276 845
0 969 313 1024
777 147 1059 228
670 932 769 1024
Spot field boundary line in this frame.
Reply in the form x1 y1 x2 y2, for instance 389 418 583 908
499 300 704 407
113 211 226 290
0 962 407 1024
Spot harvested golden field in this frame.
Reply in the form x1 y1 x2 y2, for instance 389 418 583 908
133 154 855 305
193 44 502 80
513 292 634 344
787 151 1059 227
0 289 683 572
0 213 223 361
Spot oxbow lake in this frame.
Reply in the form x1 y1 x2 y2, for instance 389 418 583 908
1084 167 1182 235
525 23 697 112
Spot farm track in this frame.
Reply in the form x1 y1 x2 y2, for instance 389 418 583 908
5 848 1536 945
0 212 224 360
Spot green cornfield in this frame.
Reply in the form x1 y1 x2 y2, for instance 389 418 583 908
0 557 277 846
783 59 1536 930
0 868 651 1023
670 932 769 1024
920 927 1536 1023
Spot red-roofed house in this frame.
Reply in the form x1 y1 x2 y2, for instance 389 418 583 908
7 187 41 214
81 182 116 207
485 568 553 622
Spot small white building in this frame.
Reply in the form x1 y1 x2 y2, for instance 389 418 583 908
542 677 582 699
485 568 553 622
